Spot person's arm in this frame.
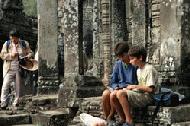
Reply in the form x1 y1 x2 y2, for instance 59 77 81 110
110 61 120 89
0 42 17 61
127 85 154 93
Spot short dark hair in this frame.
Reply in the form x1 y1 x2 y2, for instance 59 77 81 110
114 42 129 56
9 29 20 38
128 46 147 62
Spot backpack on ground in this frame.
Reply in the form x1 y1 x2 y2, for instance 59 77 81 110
153 90 179 107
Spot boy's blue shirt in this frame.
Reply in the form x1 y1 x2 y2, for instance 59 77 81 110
110 59 138 89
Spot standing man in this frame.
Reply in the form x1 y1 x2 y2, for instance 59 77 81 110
0 29 33 109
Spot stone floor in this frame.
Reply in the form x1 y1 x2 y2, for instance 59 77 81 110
1 95 190 126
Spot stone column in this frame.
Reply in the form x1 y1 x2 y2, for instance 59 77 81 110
131 0 146 46
60 0 80 107
111 0 128 44
92 0 100 77
160 0 181 76
101 0 112 87
58 0 64 77
150 0 161 65
111 0 128 64
37 0 59 94
58 0 104 108
126 0 132 46
179 0 190 84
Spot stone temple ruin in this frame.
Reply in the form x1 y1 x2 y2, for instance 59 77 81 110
0 0 190 125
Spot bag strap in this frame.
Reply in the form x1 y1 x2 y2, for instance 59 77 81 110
20 40 26 49
6 40 26 53
6 40 10 53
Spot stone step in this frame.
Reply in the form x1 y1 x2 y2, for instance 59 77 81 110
68 116 83 126
70 96 190 126
12 124 36 126
158 104 190 125
0 112 31 125
30 95 58 111
171 121 190 126
31 108 70 126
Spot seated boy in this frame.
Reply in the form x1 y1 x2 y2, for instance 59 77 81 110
114 46 158 126
102 43 138 124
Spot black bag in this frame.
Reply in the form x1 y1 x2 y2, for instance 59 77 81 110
19 57 26 66
153 91 179 107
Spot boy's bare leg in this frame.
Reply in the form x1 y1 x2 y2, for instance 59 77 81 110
111 90 125 122
102 89 111 119
107 90 117 120
117 90 133 124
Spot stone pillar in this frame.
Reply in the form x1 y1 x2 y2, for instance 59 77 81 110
180 0 190 85
92 0 100 77
61 0 80 107
126 0 132 46
58 0 104 107
149 0 161 64
111 0 128 44
160 0 181 78
101 0 112 87
37 0 59 94
111 0 128 64
58 0 64 77
131 0 146 46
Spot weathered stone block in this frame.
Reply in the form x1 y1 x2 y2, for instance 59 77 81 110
32 110 70 126
32 95 58 110
58 75 104 107
0 113 31 125
171 121 190 126
152 4 160 11
158 104 190 124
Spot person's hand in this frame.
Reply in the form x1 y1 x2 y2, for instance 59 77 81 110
127 85 137 90
102 77 109 86
91 121 106 126
11 52 18 58
123 88 127 90
112 90 118 95
115 87 120 90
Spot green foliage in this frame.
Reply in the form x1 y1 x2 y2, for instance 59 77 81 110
22 0 37 17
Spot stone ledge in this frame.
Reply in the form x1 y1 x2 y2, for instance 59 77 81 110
0 113 31 125
171 121 190 126
32 109 70 126
11 124 37 126
158 104 190 124
32 95 58 105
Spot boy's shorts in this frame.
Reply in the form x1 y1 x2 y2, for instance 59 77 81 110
126 90 153 107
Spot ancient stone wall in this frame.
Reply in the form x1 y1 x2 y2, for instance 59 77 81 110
22 0 37 17
0 10 37 51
